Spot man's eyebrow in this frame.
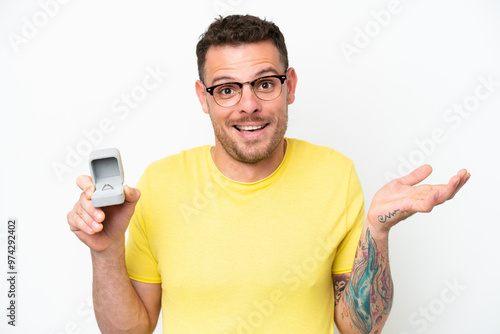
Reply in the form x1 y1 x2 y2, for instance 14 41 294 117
210 68 281 86
254 67 280 78
210 75 237 86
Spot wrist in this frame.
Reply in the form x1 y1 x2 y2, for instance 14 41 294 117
90 238 125 260
365 217 391 237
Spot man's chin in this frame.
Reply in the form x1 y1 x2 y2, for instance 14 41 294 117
230 140 282 164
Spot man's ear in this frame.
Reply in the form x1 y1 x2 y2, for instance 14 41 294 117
195 80 210 114
285 67 298 105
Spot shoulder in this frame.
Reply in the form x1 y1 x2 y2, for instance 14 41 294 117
144 145 210 175
136 145 210 192
287 138 354 170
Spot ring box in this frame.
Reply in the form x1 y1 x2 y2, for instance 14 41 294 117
89 148 125 207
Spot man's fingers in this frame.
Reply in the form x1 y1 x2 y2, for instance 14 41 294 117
69 211 97 235
68 202 102 235
434 169 470 203
78 190 105 222
448 169 470 200
399 164 433 186
73 195 105 232
76 175 95 200
434 176 460 204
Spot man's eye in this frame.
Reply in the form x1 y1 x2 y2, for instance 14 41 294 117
257 81 274 91
216 85 238 97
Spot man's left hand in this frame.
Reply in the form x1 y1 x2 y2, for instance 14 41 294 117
367 164 470 233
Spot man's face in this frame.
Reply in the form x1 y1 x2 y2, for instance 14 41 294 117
196 40 297 164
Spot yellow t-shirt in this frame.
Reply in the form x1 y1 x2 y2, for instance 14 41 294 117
125 138 365 333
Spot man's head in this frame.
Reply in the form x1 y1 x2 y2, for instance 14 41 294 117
195 15 297 168
196 15 289 82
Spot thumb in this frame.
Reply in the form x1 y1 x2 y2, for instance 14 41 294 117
123 185 141 205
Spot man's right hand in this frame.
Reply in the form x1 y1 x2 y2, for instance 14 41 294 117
67 175 141 253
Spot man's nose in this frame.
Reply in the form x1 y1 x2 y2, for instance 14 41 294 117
238 83 261 113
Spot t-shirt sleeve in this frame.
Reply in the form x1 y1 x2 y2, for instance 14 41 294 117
125 170 162 283
332 164 365 275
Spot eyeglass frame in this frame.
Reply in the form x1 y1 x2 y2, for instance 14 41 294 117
204 73 288 107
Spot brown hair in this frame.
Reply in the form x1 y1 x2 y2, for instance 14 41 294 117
196 15 289 82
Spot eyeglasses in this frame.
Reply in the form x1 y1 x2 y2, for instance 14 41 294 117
205 74 287 107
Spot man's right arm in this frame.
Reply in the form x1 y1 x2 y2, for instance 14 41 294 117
67 175 161 333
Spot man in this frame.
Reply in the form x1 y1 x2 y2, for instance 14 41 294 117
67 15 470 333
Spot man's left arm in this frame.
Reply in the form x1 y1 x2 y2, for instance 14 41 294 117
333 165 470 333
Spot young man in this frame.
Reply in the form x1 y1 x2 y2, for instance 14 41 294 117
67 15 470 333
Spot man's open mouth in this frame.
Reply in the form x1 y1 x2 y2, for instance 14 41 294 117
233 124 268 132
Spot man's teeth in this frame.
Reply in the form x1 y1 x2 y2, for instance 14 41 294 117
236 125 265 131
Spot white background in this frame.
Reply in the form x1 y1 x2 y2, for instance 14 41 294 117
1 0 499 333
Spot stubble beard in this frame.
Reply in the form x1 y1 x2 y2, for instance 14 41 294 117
210 107 288 164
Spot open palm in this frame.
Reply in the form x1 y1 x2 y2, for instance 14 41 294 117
367 165 470 231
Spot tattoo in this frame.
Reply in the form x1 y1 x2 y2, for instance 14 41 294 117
375 266 393 313
334 274 349 307
344 228 393 333
345 228 378 333
377 209 400 223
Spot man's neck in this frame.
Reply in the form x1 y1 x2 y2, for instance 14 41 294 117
210 139 287 183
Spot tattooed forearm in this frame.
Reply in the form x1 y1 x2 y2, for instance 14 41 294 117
341 227 393 333
377 209 400 223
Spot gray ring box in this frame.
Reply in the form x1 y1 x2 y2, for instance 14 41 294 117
89 148 125 207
